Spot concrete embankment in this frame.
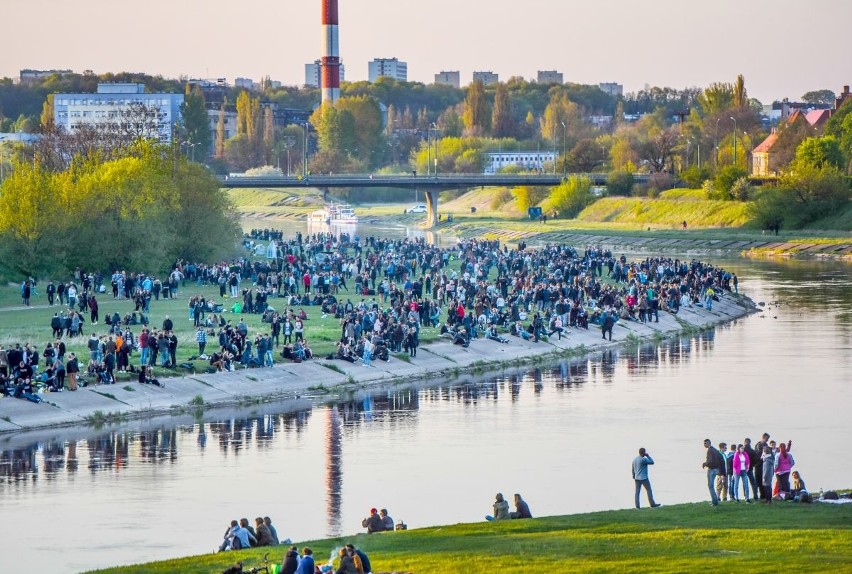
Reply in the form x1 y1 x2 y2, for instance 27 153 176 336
0 294 755 436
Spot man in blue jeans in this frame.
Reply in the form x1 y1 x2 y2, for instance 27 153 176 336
702 438 725 506
632 447 661 509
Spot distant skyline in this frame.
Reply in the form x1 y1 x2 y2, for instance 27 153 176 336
4 0 851 104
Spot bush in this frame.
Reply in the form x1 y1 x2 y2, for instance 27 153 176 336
543 176 595 218
606 170 634 196
681 165 711 188
730 177 753 201
713 166 749 200
490 188 513 210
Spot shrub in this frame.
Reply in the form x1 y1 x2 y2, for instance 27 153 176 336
606 170 634 196
681 165 711 188
730 177 753 201
713 165 749 200
543 175 595 218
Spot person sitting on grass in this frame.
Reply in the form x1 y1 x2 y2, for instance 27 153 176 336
486 493 510 521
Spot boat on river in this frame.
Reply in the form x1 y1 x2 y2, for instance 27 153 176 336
307 203 358 225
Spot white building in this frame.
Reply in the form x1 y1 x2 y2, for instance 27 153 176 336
369 58 407 82
537 70 563 85
472 71 499 86
53 83 183 143
484 151 557 174
234 77 254 90
598 82 623 97
305 60 346 88
434 71 460 88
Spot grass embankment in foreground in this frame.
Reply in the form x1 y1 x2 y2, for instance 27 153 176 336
88 501 852 573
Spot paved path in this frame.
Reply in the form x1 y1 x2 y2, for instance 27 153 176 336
0 294 754 436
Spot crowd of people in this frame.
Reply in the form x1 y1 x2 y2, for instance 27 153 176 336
2 229 739 402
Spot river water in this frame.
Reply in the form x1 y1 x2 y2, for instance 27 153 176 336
1 225 850 572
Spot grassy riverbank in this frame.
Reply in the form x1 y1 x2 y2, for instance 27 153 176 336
87 501 852 573
226 187 852 245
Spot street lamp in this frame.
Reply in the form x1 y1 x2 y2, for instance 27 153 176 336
560 121 567 175
730 116 737 168
303 123 309 178
0 136 7 185
426 127 431 177
715 118 720 166
431 122 439 178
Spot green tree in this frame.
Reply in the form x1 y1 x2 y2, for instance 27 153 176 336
710 165 749 200
606 170 635 196
801 89 836 106
462 80 489 136
491 83 514 138
181 85 212 160
543 175 595 218
39 94 54 132
793 136 845 171
733 75 748 109
698 82 734 114
567 138 607 172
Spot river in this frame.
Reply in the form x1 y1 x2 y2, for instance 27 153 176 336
1 228 850 572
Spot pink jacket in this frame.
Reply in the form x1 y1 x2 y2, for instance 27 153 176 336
732 451 750 474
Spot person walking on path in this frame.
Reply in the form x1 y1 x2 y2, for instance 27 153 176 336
632 447 661 508
702 438 725 506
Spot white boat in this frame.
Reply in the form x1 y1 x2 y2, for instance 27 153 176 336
307 204 358 225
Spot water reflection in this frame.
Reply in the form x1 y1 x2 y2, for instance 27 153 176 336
0 332 720 492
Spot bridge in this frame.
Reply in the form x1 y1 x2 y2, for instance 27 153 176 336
220 173 650 228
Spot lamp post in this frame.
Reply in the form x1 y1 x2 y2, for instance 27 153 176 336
0 136 7 185
426 127 431 177
560 121 567 175
303 123 309 178
730 116 737 168
715 118 720 166
431 122 439 178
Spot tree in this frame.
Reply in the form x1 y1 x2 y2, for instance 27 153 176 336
181 84 212 160
733 75 748 109
215 100 226 160
543 175 595 218
40 94 54 132
491 83 514 138
606 170 634 196
698 82 734 114
540 91 581 145
793 136 845 171
336 96 386 168
638 126 679 173
801 89 836 106
567 138 607 172
462 80 489 136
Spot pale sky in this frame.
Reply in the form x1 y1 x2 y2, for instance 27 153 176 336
4 0 851 103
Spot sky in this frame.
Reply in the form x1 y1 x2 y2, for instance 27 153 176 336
4 0 851 104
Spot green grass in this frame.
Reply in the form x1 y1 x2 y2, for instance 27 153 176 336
86 501 852 573
576 196 752 227
0 278 438 382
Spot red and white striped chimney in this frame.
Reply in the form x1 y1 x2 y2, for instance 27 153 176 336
321 0 340 105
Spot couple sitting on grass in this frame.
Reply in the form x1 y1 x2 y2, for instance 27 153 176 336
486 493 532 521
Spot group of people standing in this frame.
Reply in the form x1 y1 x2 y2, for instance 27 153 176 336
703 433 801 505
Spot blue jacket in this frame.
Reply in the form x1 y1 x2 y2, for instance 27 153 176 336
295 555 314 574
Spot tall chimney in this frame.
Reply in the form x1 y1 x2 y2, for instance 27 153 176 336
321 0 340 105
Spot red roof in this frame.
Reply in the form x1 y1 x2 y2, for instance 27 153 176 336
753 132 780 153
805 109 831 128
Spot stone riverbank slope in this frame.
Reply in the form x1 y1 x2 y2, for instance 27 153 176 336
0 294 754 436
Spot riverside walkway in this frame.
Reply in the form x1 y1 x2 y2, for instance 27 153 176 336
0 293 753 435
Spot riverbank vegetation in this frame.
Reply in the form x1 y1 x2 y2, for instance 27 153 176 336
0 141 240 278
86 501 852 573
